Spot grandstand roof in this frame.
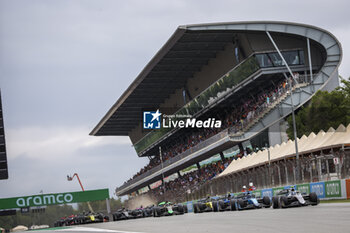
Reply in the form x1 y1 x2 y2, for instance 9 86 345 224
90 21 342 136
90 28 233 136
218 124 350 178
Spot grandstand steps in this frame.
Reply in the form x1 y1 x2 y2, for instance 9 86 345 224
234 82 307 136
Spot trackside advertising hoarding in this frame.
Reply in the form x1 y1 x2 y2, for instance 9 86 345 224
0 188 108 210
232 180 344 200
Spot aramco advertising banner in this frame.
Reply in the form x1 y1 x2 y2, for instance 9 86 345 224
0 188 108 210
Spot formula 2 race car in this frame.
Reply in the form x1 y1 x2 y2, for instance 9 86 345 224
216 194 237 211
232 192 271 210
153 201 185 217
54 217 68 227
82 212 109 224
272 188 319 208
112 208 131 221
142 205 154 217
193 197 219 213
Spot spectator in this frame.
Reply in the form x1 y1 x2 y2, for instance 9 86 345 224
127 75 302 181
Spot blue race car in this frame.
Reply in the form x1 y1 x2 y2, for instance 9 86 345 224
217 194 236 211
232 192 271 210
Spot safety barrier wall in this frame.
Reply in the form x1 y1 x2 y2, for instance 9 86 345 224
258 180 344 199
182 148 350 202
185 179 350 212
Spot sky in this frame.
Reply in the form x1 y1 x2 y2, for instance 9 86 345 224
1 0 350 199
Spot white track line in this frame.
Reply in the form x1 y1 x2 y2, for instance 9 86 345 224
56 226 144 233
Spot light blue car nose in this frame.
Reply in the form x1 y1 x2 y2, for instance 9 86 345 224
251 198 259 206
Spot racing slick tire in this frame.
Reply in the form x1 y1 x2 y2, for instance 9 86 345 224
184 205 188 213
218 201 225 211
177 204 184 214
230 200 237 211
212 201 218 212
153 207 160 217
309 192 319 205
263 196 271 207
272 197 280 209
280 196 289 208
238 199 245 210
193 204 198 214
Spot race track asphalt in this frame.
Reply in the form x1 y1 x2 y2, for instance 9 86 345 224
40 203 350 233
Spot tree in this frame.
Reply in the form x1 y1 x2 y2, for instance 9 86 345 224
77 198 123 213
287 77 350 139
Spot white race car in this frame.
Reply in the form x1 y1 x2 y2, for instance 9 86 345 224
272 188 319 208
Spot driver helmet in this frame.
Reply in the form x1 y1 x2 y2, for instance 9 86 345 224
249 182 254 187
291 186 295 191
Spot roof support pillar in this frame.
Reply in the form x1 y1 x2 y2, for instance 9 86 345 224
307 37 314 87
317 155 322 181
267 30 301 184
220 152 225 161
326 157 330 180
266 31 297 82
177 171 182 177
271 163 275 187
301 158 305 181
276 162 282 186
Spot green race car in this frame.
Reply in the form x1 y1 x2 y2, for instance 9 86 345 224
153 201 185 217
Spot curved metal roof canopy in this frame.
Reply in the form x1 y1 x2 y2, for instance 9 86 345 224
90 21 342 137
91 30 234 136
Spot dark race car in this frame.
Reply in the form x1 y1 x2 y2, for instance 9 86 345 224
55 215 81 227
232 192 271 210
272 188 319 209
113 208 131 221
142 205 154 217
193 197 219 213
54 212 108 226
75 213 88 225
217 194 237 211
54 217 67 227
64 214 78 226
153 201 185 217
129 208 145 219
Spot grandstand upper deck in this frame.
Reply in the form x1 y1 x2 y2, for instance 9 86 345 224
91 21 331 158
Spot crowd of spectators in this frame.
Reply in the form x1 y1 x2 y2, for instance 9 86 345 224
125 74 302 184
148 157 234 202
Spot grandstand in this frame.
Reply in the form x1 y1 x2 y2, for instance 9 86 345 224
91 21 342 199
